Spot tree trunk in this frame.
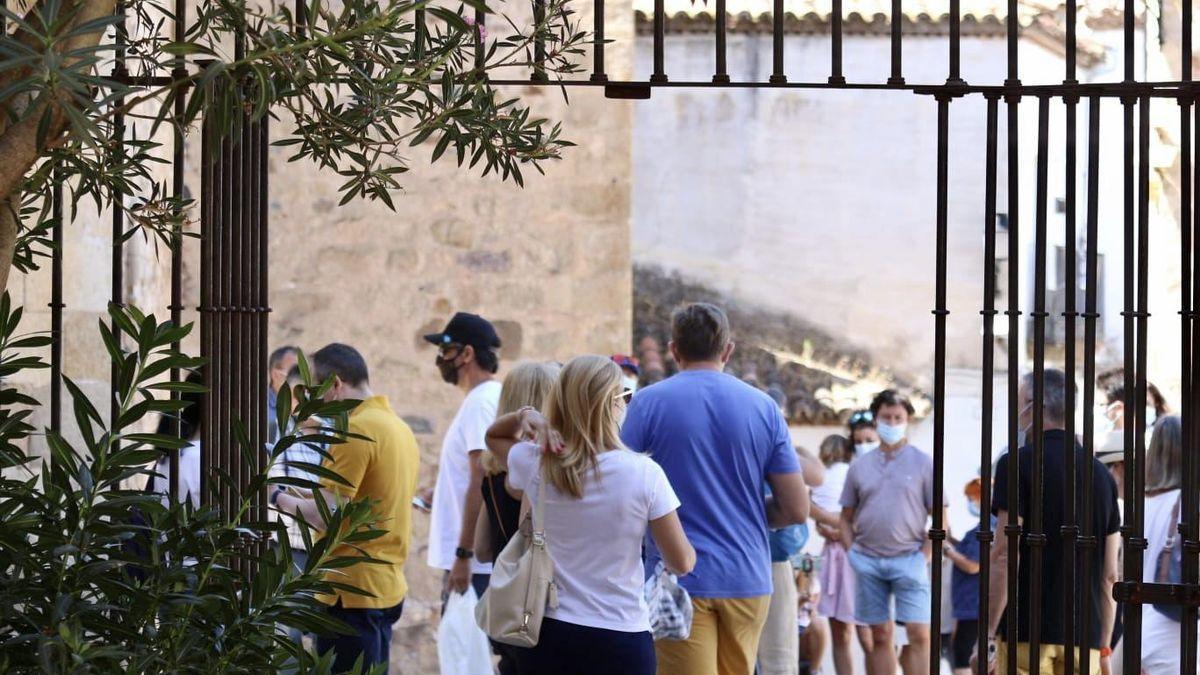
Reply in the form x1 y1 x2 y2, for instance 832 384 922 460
0 0 118 295
0 199 17 297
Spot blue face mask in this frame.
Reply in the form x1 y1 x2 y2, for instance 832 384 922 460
876 422 906 446
967 501 982 518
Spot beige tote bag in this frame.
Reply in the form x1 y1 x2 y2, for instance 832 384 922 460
475 473 558 647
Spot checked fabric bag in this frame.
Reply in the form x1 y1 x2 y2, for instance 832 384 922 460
644 560 693 640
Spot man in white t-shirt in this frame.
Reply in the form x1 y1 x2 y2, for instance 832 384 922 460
424 312 503 597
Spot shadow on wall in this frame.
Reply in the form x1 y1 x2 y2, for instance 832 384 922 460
632 264 930 424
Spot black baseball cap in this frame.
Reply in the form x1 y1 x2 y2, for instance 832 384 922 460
423 312 502 350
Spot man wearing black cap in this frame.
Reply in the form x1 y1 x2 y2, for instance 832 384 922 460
423 312 503 599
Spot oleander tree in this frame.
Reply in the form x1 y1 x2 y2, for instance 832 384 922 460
0 0 587 292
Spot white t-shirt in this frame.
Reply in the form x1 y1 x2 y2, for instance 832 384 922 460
1141 489 1187 673
428 380 501 572
152 440 202 508
507 442 681 633
811 461 849 513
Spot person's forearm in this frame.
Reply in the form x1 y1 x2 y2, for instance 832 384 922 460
810 503 840 529
275 490 325 531
986 550 1009 636
484 411 524 459
1099 580 1116 649
764 495 790 528
948 553 980 575
796 447 826 488
458 456 485 549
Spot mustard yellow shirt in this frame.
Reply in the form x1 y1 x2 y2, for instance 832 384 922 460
317 396 419 608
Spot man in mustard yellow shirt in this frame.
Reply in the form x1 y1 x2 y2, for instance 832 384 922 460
274 343 419 672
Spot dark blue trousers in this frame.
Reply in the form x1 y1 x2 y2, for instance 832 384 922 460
316 599 404 673
511 617 655 675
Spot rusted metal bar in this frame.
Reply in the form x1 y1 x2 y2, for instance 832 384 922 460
977 92 999 675
199 97 214 502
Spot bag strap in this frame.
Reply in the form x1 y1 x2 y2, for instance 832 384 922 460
532 461 547 536
1166 492 1183 547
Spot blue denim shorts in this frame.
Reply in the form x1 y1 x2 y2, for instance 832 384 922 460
847 548 931 626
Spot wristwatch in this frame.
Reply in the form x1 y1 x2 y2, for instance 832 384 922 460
455 547 474 560
987 636 998 663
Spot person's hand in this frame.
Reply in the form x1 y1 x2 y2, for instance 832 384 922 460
816 523 840 541
446 557 471 594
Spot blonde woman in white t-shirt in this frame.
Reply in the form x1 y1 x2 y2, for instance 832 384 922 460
485 354 695 675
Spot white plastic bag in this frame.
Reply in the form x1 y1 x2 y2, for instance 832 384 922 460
437 589 494 675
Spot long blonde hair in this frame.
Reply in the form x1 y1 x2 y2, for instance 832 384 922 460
541 355 625 498
482 361 560 476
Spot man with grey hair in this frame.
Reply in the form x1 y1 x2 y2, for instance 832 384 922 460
984 368 1121 675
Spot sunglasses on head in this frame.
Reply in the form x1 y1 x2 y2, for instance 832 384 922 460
849 410 874 425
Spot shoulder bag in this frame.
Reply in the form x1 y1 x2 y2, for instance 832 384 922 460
475 472 558 647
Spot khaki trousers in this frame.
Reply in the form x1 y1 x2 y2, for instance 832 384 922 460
656 594 772 675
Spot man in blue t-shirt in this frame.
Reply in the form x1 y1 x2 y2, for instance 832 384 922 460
621 302 810 675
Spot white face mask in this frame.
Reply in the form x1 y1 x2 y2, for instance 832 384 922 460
855 441 880 456
876 422 906 446
621 375 639 396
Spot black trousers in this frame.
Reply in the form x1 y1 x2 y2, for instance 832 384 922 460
511 617 656 675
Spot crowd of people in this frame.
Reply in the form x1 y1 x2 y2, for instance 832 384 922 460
148 301 1196 674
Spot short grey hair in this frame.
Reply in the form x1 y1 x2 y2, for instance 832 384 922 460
1020 368 1075 425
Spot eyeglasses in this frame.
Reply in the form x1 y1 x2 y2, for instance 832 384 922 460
848 410 874 425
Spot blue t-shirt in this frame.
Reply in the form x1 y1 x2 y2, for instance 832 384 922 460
769 523 809 562
621 369 802 598
951 520 992 620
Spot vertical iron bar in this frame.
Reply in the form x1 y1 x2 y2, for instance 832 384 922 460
888 0 903 85
1063 89 1079 675
230 106 246 519
652 0 666 82
474 6 485 72
1124 0 1135 82
1026 94 1050 673
1005 0 1018 85
199 100 213 503
532 0 547 82
1004 88 1021 675
49 170 63 434
219 127 233 514
1119 89 1138 675
256 117 270 558
1180 90 1197 675
1066 0 1077 83
930 93 950 675
110 5 128 435
947 0 962 85
1128 94 1152 675
829 0 844 84
770 0 785 84
1186 94 1200 675
295 0 307 39
591 0 607 81
713 0 729 83
1079 95 1101 674
168 0 186 504
977 93 999 675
